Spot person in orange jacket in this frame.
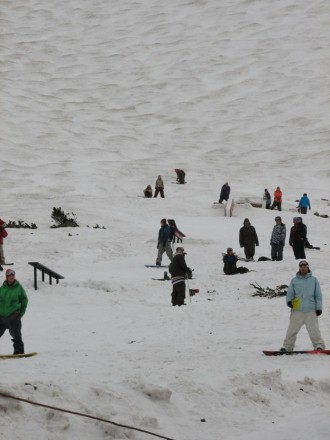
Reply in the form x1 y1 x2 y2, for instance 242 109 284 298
271 187 282 211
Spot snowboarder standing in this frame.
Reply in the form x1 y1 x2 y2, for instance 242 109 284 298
218 182 230 204
223 248 249 275
156 219 174 266
169 247 192 306
0 269 28 355
289 217 307 259
154 175 165 198
239 218 259 261
298 193 311 214
0 218 8 271
174 169 185 184
271 187 282 211
263 189 271 209
280 260 325 353
270 216 286 261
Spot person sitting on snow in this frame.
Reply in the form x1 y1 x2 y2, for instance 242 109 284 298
223 248 249 275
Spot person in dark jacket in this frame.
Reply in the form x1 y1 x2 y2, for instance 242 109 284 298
223 248 249 274
263 189 271 209
298 193 311 214
0 269 28 354
289 217 307 259
0 218 8 271
143 185 153 198
239 218 259 261
174 169 186 184
156 219 174 266
219 182 230 204
169 247 192 306
270 216 286 261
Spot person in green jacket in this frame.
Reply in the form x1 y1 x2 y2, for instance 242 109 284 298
0 269 28 354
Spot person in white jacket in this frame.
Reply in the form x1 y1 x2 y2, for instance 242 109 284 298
280 260 325 352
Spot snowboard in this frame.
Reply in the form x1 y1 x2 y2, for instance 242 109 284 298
263 350 330 356
0 352 37 359
1 263 14 265
145 265 169 268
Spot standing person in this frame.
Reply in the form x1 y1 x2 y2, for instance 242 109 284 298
271 186 282 211
223 248 249 274
169 247 192 306
156 219 173 266
263 189 271 209
143 185 153 198
280 260 325 352
174 169 186 184
154 175 165 198
0 269 28 355
298 193 311 214
239 218 259 261
0 219 8 271
218 182 230 204
289 217 307 259
270 216 286 261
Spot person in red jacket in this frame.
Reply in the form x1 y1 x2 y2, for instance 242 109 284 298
0 219 8 271
271 187 282 211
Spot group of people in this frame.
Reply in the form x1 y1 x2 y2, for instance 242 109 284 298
0 218 28 355
263 188 311 215
143 169 186 198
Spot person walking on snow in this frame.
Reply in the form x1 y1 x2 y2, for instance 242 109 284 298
270 216 286 261
280 260 325 352
218 182 230 204
154 175 165 198
263 189 271 209
156 219 173 266
271 186 282 211
0 269 28 355
298 193 311 214
169 247 192 306
239 218 259 261
0 218 8 271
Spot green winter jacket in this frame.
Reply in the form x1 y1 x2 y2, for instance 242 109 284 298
0 280 28 317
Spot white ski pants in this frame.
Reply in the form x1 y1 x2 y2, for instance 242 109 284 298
282 310 325 351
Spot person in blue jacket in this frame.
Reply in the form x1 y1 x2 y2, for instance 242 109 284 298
298 193 311 214
156 219 174 266
280 260 325 352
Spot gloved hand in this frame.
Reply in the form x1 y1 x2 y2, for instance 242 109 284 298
287 301 293 308
316 310 322 316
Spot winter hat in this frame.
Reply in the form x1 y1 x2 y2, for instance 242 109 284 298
243 218 250 225
160 218 166 224
303 193 307 196
275 216 281 221
176 247 186 254
6 269 15 277
227 248 233 253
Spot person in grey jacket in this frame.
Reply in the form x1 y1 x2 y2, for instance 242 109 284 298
280 260 325 352
270 216 286 261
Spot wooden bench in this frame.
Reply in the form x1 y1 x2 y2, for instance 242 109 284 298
28 262 64 290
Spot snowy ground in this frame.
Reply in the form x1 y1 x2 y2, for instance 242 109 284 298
1 0 330 439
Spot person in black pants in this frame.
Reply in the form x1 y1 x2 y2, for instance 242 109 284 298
289 217 307 259
169 247 192 306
